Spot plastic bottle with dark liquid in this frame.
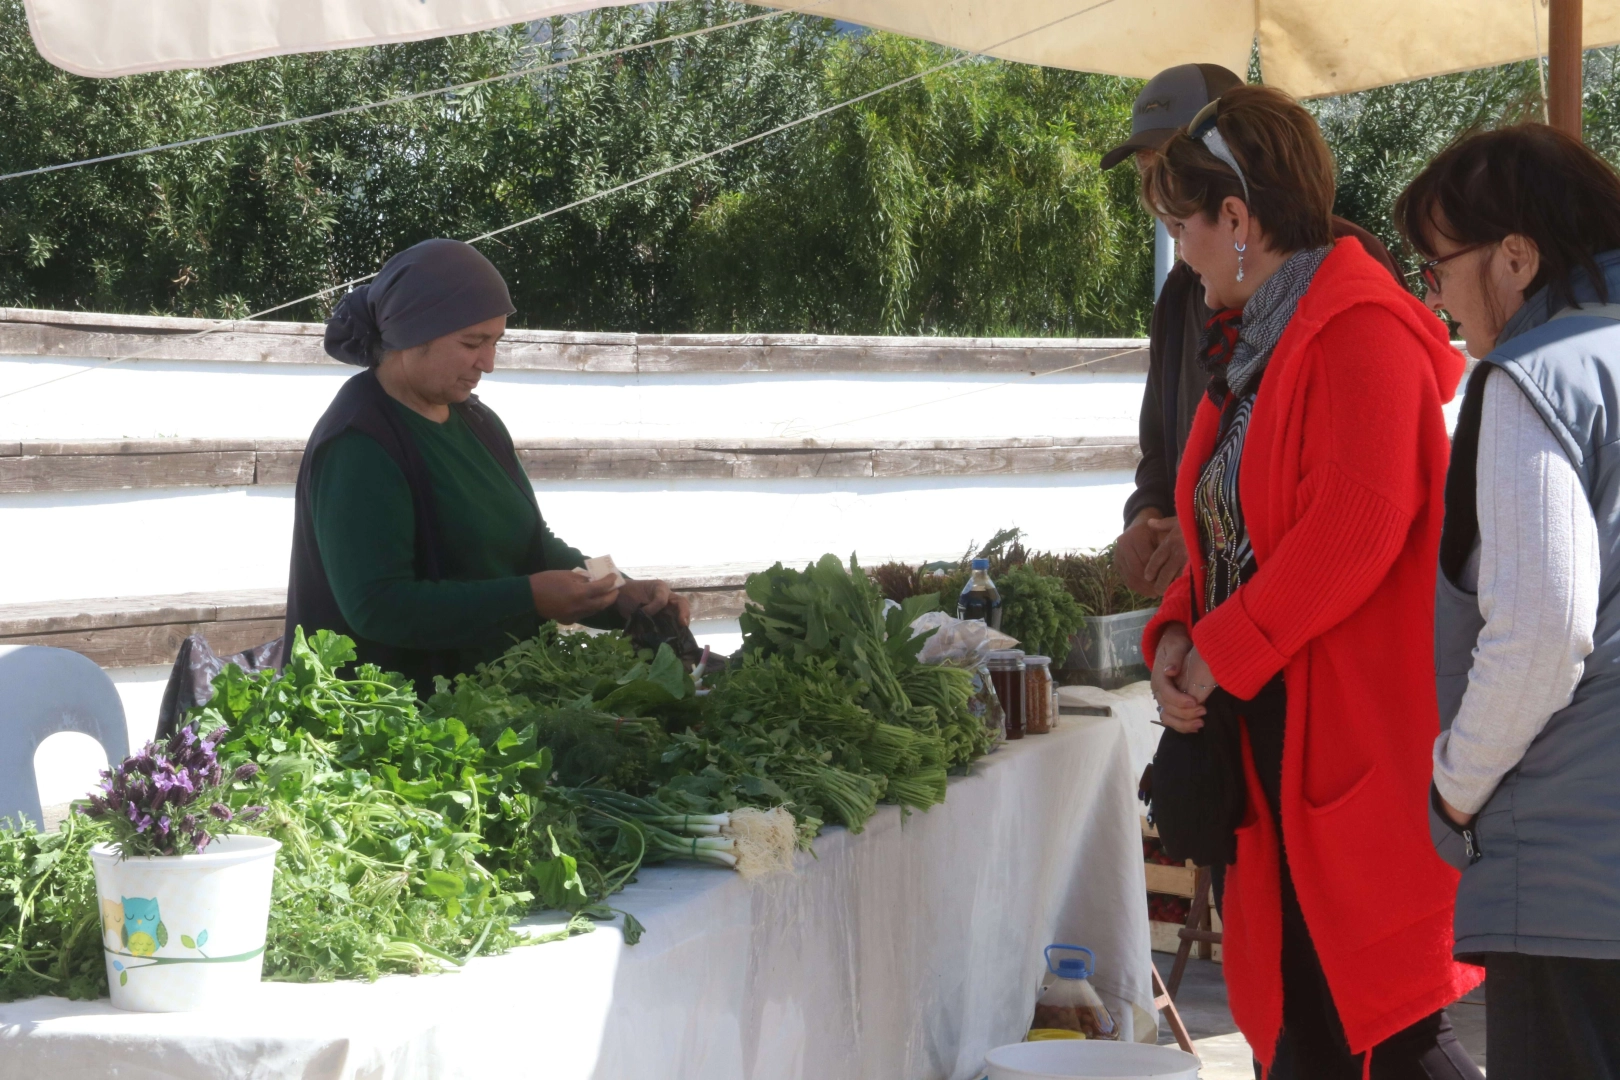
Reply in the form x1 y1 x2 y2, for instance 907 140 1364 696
957 558 1002 630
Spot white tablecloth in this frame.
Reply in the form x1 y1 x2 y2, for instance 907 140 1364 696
0 712 1153 1080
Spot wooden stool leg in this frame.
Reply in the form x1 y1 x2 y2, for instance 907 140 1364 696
1165 866 1209 999
1152 964 1198 1057
1197 888 1214 961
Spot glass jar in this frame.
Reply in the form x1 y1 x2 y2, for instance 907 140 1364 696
1024 655 1053 734
987 650 1026 740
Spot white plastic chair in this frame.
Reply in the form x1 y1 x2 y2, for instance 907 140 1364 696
0 645 128 829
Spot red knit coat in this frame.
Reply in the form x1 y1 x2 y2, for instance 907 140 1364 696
1143 239 1482 1068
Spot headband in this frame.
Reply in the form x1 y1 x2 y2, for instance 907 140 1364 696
1187 98 1250 203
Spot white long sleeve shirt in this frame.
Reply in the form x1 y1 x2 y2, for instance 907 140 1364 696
1432 366 1601 814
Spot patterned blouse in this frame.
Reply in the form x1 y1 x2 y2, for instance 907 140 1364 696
1194 390 1258 614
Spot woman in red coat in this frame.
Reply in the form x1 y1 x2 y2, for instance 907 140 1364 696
1140 86 1482 1077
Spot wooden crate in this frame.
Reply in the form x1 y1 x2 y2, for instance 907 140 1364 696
1142 816 1221 961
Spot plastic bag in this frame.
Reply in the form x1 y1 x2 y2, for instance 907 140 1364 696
910 611 1016 745
155 634 284 739
909 610 1019 666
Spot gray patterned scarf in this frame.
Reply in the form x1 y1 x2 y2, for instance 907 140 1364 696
1221 244 1333 398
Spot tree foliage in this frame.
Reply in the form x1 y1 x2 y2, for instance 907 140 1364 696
0 1 1147 334
7 0 1620 335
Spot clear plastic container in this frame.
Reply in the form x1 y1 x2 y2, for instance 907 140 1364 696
987 650 1025 740
1031 944 1119 1040
1024 656 1053 734
958 558 1003 630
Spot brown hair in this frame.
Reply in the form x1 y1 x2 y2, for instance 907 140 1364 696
1140 85 1335 253
1394 123 1620 311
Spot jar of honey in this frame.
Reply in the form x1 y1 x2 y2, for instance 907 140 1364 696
987 650 1026 740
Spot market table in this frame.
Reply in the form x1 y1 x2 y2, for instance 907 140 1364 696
0 708 1154 1080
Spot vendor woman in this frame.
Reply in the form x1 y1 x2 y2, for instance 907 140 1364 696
284 238 688 687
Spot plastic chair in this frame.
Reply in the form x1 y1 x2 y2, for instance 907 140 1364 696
0 645 128 828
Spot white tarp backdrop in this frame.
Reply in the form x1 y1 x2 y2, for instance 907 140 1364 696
21 0 1620 95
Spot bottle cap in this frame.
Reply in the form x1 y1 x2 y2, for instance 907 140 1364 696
971 558 990 570
1025 655 1051 667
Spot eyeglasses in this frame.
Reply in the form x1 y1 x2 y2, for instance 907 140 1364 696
1185 97 1249 203
1416 243 1492 292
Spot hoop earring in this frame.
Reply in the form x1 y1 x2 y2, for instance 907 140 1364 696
1234 241 1247 283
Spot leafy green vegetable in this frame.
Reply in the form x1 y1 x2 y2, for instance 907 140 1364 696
2 551 998 1001
0 813 108 1000
997 564 1088 661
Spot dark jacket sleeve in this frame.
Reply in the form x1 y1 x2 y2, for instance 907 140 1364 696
1123 262 1197 527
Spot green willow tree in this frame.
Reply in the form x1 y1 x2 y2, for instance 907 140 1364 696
0 1 1149 334
7 0 1620 334
681 35 1148 335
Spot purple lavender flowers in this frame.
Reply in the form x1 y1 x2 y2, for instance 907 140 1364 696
82 725 262 857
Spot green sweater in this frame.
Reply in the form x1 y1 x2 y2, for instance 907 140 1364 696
309 400 587 673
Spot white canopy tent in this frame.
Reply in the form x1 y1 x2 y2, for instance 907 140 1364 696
17 0 1618 125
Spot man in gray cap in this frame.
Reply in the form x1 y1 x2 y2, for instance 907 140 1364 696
1105 64 1400 597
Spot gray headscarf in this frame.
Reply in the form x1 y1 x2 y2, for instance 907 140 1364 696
323 239 516 367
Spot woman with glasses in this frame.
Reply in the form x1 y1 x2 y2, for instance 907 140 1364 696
1397 126 1620 1078
1143 86 1482 1078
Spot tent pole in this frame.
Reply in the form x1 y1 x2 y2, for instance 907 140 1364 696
1548 0 1584 138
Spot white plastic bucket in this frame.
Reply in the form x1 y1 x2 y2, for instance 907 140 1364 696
90 834 280 1012
984 1040 1201 1080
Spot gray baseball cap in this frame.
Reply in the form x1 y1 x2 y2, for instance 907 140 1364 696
1100 63 1245 171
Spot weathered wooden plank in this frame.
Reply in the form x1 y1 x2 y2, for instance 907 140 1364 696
0 451 256 493
633 341 1149 376
19 438 256 456
0 438 1140 493
502 338 639 373
519 447 738 481
0 307 1151 374
0 588 746 667
255 451 304 486
871 443 1139 477
0 589 286 636
730 449 874 480
0 618 286 669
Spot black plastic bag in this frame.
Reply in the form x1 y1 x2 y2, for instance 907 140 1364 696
1147 689 1248 867
155 634 284 739
624 606 704 669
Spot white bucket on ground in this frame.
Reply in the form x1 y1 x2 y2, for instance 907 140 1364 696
90 834 280 1012
984 1040 1201 1080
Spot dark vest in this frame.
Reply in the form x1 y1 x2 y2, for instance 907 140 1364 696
1435 256 1620 960
283 368 544 692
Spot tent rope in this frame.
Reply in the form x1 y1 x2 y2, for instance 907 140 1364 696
0 1 831 184
0 0 1122 407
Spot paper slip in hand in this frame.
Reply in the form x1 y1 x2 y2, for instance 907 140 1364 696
574 555 627 588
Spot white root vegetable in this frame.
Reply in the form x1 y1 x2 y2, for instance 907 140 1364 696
722 807 798 879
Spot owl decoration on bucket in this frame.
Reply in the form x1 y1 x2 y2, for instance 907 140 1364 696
118 896 167 956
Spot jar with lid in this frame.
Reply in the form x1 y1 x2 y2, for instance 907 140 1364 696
1024 656 1053 734
986 650 1025 740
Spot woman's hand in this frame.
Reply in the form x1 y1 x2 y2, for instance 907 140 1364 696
1440 794 1476 828
1177 646 1218 704
529 570 619 623
1151 622 1207 731
617 579 692 625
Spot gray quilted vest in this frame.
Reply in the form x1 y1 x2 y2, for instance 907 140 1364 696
1435 249 1620 960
